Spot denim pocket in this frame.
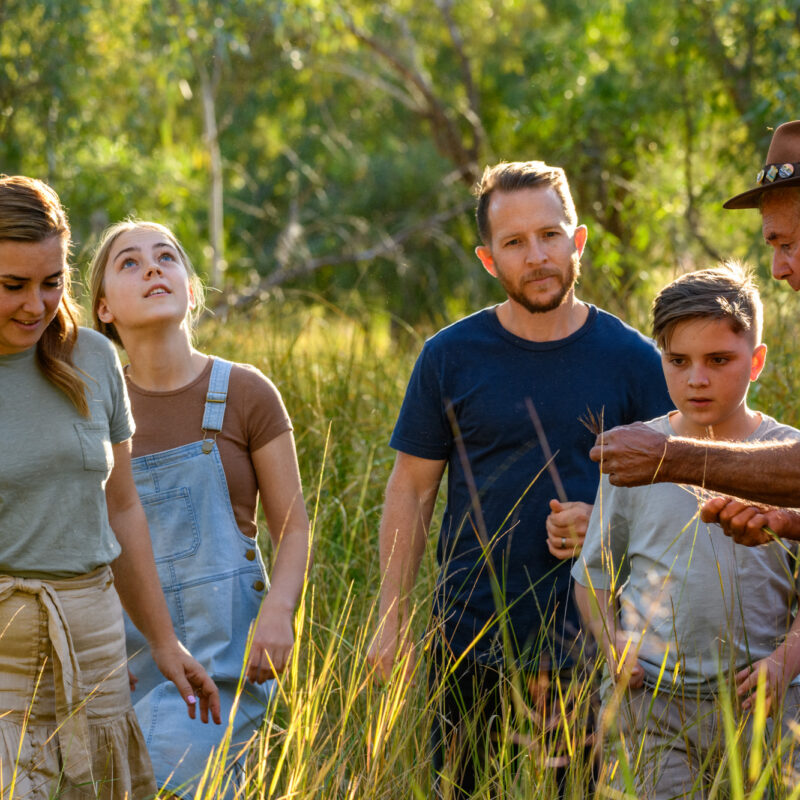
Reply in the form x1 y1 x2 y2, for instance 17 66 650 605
73 421 113 472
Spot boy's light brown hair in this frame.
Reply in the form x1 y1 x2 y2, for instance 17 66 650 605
474 161 577 245
651 260 763 350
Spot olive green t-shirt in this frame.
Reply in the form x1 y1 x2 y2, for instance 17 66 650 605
0 328 133 577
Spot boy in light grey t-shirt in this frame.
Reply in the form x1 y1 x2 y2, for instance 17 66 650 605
573 262 800 798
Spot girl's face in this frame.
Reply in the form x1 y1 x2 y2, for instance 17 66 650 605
96 228 193 336
0 236 66 356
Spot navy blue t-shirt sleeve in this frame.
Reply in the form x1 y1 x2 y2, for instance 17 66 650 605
390 341 452 460
624 336 673 423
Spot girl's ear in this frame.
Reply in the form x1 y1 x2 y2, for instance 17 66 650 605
96 298 114 324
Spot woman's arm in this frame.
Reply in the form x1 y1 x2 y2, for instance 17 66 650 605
106 439 221 723
246 430 311 683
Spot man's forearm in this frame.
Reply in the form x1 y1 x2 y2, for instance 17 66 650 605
662 437 800 506
377 498 432 630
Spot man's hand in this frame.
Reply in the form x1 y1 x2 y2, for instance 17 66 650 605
546 499 592 559
366 616 416 684
699 495 800 546
735 655 792 716
590 422 669 486
246 603 295 684
607 630 645 689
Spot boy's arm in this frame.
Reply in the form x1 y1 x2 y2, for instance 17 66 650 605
735 610 800 715
574 583 644 688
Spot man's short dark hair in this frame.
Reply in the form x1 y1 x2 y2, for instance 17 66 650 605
652 261 763 350
474 161 577 245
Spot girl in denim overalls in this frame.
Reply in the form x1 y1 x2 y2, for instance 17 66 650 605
88 221 311 797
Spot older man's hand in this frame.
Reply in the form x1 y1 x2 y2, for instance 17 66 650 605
589 422 669 486
700 496 783 546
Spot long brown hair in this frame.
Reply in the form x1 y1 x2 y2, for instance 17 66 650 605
0 175 88 416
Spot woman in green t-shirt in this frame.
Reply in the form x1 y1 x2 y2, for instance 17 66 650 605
0 176 220 799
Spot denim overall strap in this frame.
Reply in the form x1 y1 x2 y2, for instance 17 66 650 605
201 358 233 453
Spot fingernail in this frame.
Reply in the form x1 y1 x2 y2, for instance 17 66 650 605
188 695 197 704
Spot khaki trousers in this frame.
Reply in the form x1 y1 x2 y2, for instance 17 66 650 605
601 681 800 798
0 567 156 800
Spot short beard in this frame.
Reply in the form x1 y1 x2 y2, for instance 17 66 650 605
497 253 580 314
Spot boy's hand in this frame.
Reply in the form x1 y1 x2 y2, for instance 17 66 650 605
608 630 645 689
701 496 785 546
546 499 592 559
735 655 791 716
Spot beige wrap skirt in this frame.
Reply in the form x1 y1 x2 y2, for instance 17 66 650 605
0 566 157 799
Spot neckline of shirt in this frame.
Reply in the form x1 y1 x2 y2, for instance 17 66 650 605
484 304 598 350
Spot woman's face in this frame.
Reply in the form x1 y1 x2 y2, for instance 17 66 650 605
96 228 193 336
0 236 66 356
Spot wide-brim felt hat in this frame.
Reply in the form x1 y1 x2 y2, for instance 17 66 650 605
723 120 800 209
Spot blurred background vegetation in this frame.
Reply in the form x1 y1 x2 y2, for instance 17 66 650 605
3 0 799 331
5 4 800 793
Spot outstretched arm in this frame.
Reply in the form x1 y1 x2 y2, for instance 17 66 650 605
107 440 221 724
590 422 800 507
247 431 312 684
367 451 446 682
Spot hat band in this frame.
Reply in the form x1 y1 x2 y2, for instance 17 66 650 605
756 161 800 185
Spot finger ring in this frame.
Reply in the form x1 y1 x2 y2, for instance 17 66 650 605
561 537 566 548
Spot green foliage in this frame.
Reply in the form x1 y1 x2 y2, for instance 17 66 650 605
3 0 799 325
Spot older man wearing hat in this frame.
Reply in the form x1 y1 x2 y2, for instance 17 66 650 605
590 120 800 545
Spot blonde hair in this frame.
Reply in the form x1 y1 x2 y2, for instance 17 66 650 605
652 260 763 350
0 175 88 416
88 220 206 346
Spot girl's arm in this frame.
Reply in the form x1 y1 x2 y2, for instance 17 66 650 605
247 430 312 683
106 439 221 723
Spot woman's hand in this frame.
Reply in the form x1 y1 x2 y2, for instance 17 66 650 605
150 639 221 724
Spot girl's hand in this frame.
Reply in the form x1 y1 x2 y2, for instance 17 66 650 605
246 602 295 683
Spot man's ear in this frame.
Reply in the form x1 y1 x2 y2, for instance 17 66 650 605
574 224 588 257
96 298 114 324
475 245 497 277
750 342 768 381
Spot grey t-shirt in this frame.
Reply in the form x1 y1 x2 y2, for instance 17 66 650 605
573 413 800 689
0 328 133 577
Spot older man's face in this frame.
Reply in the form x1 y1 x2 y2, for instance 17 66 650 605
762 190 800 291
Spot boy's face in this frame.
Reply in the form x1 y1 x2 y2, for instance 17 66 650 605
662 317 767 439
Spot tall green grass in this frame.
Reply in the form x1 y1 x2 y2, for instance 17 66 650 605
193 294 800 798
6 289 800 798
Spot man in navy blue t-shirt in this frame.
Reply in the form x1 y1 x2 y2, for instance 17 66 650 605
367 160 671 796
